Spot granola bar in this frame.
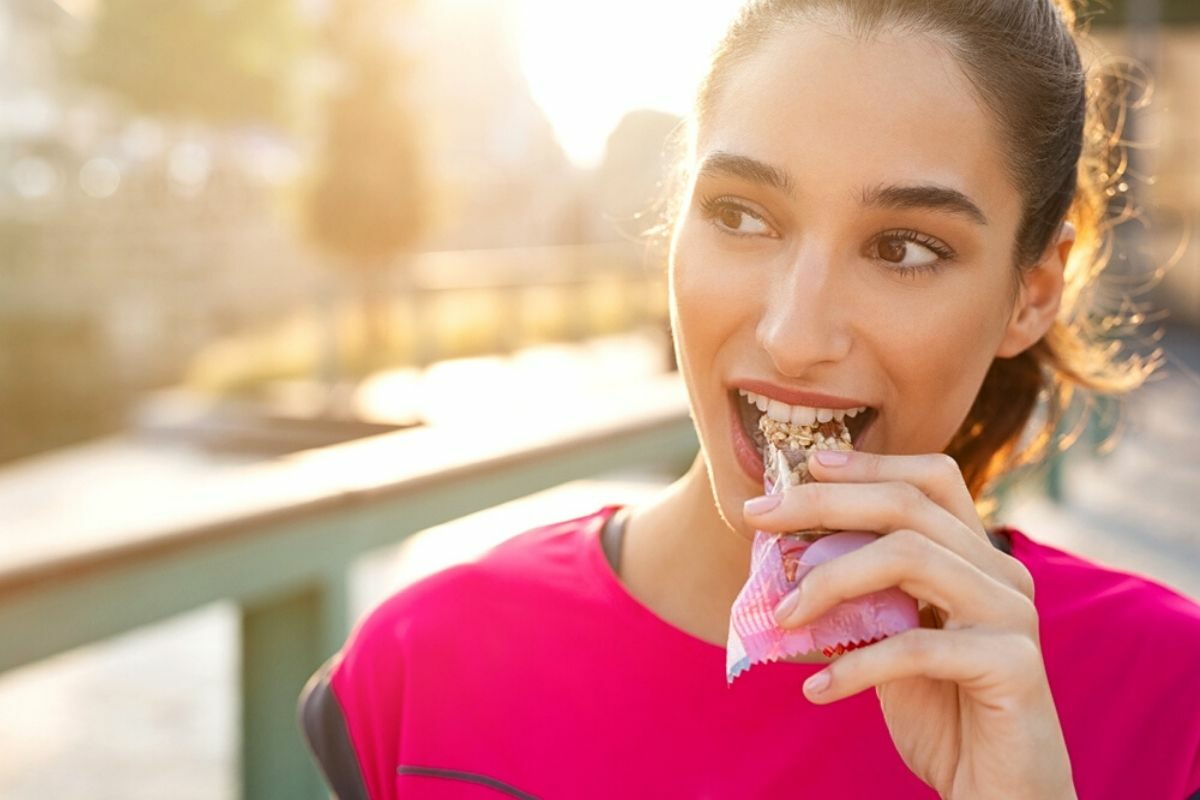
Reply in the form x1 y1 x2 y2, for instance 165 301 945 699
759 414 853 488
726 411 919 682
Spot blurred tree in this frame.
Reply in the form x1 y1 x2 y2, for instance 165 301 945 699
304 0 427 391
73 0 305 127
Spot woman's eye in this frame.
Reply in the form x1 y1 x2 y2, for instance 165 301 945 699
698 196 773 237
695 197 952 277
871 230 955 276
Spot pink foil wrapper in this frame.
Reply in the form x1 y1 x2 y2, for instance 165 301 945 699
726 446 920 682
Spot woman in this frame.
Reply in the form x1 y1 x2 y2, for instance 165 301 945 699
299 1 1200 797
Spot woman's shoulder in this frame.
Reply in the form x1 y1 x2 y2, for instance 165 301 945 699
1005 526 1200 628
1001 530 1200 794
312 503 618 708
343 504 619 656
1002 525 1200 667
1006 526 1199 614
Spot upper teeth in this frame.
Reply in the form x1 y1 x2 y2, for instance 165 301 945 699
738 390 868 426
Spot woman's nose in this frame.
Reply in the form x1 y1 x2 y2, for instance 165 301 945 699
755 253 853 374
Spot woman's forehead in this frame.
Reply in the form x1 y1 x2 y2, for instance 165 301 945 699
696 24 1018 223
694 148 992 230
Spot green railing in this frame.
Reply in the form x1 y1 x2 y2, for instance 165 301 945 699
0 375 697 799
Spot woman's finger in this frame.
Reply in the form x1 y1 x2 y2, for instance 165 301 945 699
745 480 1034 600
774 528 1037 632
800 626 1043 705
807 450 984 536
803 450 1036 601
747 480 980 561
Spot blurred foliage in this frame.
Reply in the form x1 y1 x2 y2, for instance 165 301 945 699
0 315 131 463
1083 0 1200 26
305 5 425 264
0 215 126 462
304 0 427 377
72 0 307 126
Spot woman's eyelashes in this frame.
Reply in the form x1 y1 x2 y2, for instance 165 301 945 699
698 194 775 237
868 229 956 278
696 193 956 278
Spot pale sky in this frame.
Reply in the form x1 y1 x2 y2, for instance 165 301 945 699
514 0 742 169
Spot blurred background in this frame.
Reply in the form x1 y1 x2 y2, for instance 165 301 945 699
0 0 1196 797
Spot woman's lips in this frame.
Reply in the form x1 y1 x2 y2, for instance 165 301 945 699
730 397 766 482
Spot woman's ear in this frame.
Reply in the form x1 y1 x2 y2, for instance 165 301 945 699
995 221 1074 358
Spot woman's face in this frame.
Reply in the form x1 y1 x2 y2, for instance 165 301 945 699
670 24 1030 537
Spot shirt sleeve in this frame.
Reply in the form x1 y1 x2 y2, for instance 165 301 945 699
298 655 372 800
1188 746 1200 800
296 576 426 800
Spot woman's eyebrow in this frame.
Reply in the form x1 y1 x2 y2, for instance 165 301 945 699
859 181 989 226
697 151 989 227
698 151 796 198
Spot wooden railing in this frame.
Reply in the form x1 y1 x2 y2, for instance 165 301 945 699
0 374 697 799
382 242 668 367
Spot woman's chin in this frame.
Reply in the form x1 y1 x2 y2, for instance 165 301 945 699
711 484 761 543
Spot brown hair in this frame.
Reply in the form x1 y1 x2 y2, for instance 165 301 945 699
645 0 1162 513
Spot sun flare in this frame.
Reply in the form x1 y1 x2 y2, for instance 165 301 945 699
514 0 739 168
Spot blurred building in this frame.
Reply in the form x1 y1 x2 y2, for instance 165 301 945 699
0 1 325 462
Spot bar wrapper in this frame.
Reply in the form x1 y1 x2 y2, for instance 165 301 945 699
726 416 919 683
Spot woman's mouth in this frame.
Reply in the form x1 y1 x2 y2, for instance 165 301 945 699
728 389 879 482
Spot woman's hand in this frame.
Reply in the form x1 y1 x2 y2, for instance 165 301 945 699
742 450 1077 800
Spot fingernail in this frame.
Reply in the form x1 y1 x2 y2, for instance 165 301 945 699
743 494 782 515
814 450 850 466
774 588 801 623
804 670 831 695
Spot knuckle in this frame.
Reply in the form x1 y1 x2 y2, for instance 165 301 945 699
1011 560 1036 601
995 553 1035 600
862 452 884 481
809 482 839 525
888 481 926 515
932 453 964 484
802 564 833 600
807 557 861 605
897 627 939 662
802 483 825 524
887 527 928 562
1009 592 1040 633
1004 632 1044 676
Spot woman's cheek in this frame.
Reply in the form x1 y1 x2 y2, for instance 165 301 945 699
670 236 753 353
884 295 1002 451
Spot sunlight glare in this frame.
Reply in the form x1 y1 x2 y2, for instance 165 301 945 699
515 0 740 169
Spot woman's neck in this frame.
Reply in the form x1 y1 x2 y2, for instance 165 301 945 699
619 457 756 648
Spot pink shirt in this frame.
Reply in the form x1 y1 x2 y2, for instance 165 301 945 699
300 504 1200 799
